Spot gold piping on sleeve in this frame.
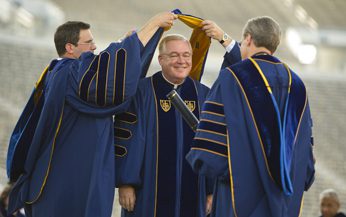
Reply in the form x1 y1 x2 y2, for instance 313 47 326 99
114 145 128 157
194 137 227 147
190 147 228 158
104 52 111 105
79 55 98 96
196 128 227 137
204 100 224 107
200 118 227 126
86 74 96 102
95 54 101 103
201 110 225 117
112 50 118 104
112 48 127 104
122 49 127 103
114 127 132 140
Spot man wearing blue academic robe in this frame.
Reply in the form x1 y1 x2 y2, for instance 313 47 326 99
7 13 177 217
115 72 210 217
187 16 315 217
113 17 242 216
114 35 212 217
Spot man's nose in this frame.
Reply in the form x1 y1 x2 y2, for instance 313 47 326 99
91 44 97 51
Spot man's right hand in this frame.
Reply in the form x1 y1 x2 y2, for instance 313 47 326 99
137 12 178 46
149 11 178 29
118 185 136 212
201 20 232 47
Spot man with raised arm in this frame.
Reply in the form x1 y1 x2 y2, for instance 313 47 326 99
7 12 177 217
187 16 315 217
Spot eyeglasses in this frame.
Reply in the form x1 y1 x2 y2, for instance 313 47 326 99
77 41 96 46
161 52 192 61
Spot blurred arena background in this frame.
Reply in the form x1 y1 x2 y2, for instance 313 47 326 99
0 0 345 216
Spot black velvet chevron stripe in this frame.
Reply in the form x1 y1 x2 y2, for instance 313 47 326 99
115 145 127 157
114 127 132 139
79 56 99 101
192 138 228 156
198 119 227 135
114 49 126 105
114 112 137 124
203 101 224 115
96 52 110 106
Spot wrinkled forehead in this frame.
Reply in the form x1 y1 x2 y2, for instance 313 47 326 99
321 197 339 205
163 39 192 53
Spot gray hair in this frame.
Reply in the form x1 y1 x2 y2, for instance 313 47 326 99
242 16 281 53
158 34 192 54
319 189 340 204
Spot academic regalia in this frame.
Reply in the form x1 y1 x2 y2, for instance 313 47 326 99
114 72 210 217
187 55 315 217
7 33 154 217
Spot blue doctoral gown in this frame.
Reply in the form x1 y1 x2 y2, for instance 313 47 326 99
7 33 147 217
187 55 315 217
114 72 210 217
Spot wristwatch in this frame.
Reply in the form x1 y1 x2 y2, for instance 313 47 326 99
219 32 230 44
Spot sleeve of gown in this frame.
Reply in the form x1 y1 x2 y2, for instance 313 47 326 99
220 42 241 70
304 102 315 191
66 33 144 115
114 89 145 188
186 81 229 178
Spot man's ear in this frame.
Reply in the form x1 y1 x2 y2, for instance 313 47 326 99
65 43 75 54
244 34 252 46
158 55 164 66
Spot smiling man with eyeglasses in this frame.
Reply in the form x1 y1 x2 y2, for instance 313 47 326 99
114 34 212 217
